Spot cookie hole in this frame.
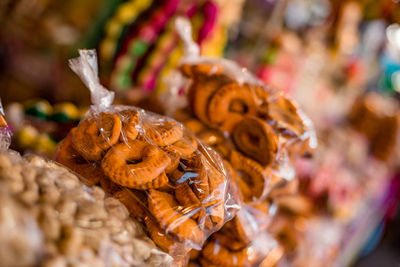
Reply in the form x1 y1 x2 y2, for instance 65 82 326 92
229 99 248 114
126 159 143 165
237 171 253 187
243 132 260 147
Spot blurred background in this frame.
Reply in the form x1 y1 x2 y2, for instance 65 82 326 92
1 0 400 266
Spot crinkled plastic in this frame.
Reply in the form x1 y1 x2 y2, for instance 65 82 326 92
0 100 12 150
0 147 173 266
55 50 240 265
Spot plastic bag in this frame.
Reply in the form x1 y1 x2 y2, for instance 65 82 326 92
0 100 12 151
55 50 240 264
0 132 173 266
160 17 316 266
167 18 316 203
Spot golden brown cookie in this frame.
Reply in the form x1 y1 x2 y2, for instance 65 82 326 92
72 113 122 161
102 140 170 189
55 128 103 186
232 116 278 166
148 189 204 246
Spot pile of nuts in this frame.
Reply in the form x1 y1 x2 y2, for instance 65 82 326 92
0 151 173 266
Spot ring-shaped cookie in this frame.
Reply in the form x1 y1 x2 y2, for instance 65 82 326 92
72 113 121 161
55 128 103 186
148 189 204 246
102 140 170 189
232 116 278 166
164 133 198 158
144 121 183 146
207 83 258 125
230 150 269 201
144 215 176 252
191 75 233 125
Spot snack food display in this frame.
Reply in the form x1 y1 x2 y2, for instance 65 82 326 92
55 49 240 265
0 142 172 266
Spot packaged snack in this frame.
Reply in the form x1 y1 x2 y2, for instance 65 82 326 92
162 18 316 266
168 18 316 203
0 114 173 266
55 50 240 264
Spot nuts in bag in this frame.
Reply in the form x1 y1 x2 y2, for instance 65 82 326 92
0 111 173 266
55 50 240 264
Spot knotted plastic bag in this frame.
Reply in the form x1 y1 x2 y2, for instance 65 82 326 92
55 50 241 265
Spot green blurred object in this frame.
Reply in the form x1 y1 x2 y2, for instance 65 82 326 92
24 99 53 119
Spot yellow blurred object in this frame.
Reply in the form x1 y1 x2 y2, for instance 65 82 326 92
53 102 80 120
17 125 38 148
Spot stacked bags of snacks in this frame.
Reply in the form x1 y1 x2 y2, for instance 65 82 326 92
162 18 316 266
55 50 240 265
0 103 173 266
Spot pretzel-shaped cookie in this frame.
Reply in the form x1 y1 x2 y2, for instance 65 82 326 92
73 113 122 161
232 116 278 166
55 128 103 186
102 140 170 189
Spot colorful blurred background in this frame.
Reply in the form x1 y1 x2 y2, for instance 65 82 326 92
1 0 400 266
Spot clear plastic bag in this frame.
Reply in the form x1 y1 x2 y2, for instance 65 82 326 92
166 18 316 204
160 17 317 266
0 131 173 266
0 100 11 151
55 50 240 264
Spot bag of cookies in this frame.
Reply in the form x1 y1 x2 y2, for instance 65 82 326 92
166 17 317 203
55 50 240 265
160 18 316 266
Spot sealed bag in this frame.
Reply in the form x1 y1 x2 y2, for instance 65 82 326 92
55 50 240 265
166 18 317 203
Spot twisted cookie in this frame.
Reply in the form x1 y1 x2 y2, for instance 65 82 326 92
232 116 278 166
72 113 122 161
55 128 103 186
102 140 170 189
